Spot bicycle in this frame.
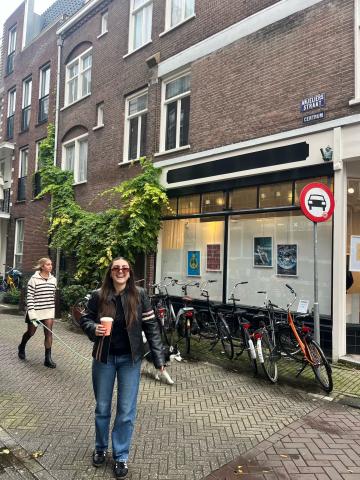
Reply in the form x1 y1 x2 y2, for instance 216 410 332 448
195 280 234 359
148 276 177 346
0 265 22 291
256 285 333 393
224 281 258 373
174 279 199 354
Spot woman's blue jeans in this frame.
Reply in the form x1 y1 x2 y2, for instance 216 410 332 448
92 354 141 461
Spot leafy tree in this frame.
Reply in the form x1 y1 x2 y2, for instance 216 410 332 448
37 124 168 281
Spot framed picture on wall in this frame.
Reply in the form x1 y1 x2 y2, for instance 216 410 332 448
206 244 221 271
277 244 298 276
187 250 201 276
350 235 360 272
253 237 273 268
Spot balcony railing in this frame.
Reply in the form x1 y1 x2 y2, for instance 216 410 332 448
6 53 14 75
6 115 14 140
0 189 10 213
17 177 26 201
33 171 42 197
38 95 49 123
21 106 31 131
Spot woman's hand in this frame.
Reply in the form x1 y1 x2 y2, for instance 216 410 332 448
95 324 106 336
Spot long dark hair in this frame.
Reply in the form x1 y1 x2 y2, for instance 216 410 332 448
98 257 140 328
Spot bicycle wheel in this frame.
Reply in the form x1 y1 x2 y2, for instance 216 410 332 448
176 314 191 354
71 299 87 328
307 339 333 393
196 310 217 340
217 315 234 359
260 330 278 383
278 325 303 361
243 328 258 374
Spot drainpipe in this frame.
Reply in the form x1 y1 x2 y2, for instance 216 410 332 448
54 35 63 286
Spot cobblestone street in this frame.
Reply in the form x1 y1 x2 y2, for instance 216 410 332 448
1 313 360 479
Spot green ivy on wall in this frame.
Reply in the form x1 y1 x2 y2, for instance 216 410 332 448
37 124 169 281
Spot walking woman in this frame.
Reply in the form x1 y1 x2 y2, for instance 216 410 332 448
80 257 165 479
18 257 57 368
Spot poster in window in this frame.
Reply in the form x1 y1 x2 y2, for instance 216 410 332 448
276 244 298 276
253 237 273 268
206 244 221 271
350 235 360 272
187 250 201 276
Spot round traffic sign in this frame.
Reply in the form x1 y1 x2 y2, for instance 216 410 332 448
299 182 335 222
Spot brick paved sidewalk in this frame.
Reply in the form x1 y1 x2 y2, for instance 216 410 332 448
1 313 360 480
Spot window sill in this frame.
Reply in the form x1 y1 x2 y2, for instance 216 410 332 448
349 98 360 106
97 30 108 39
118 158 140 166
73 180 87 186
154 145 191 157
93 124 104 131
61 93 91 111
159 14 196 37
36 119 48 127
123 40 152 59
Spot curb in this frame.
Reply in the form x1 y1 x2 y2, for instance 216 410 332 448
0 426 57 479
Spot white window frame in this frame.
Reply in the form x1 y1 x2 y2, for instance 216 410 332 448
100 11 108 35
14 218 24 268
159 71 191 153
351 1 360 104
35 139 45 171
7 88 16 118
96 102 104 127
19 147 29 178
22 77 32 109
164 0 195 31
8 26 17 55
64 47 92 107
128 0 153 53
62 133 88 184
39 64 50 99
123 89 148 162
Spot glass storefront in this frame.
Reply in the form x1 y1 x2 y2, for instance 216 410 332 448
159 176 333 315
346 177 360 353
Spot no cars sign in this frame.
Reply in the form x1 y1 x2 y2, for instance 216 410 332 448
299 182 335 222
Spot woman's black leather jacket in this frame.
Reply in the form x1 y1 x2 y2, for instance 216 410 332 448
80 287 165 368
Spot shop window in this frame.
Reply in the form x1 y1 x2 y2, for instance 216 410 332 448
201 191 225 213
259 182 292 208
230 187 257 210
160 218 224 301
227 211 332 315
178 194 200 215
294 177 331 206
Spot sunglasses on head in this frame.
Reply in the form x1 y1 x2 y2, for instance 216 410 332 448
111 266 130 273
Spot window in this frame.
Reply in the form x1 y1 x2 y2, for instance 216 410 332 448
18 148 28 201
7 88 16 139
65 49 92 106
201 191 225 213
124 91 148 161
129 0 153 52
100 11 108 34
21 77 32 131
96 102 104 127
259 182 293 208
33 140 44 197
39 64 50 123
165 0 194 29
6 26 16 74
230 187 257 210
14 219 24 268
178 194 199 215
62 135 88 183
161 73 190 151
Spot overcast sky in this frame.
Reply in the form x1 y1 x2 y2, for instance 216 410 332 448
1 0 54 36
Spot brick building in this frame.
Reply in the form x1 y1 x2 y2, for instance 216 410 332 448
2 0 360 361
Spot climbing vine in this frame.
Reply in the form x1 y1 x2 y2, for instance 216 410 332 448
37 124 169 281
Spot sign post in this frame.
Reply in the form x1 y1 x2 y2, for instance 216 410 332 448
299 183 335 343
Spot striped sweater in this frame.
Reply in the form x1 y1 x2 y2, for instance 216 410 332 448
27 271 57 321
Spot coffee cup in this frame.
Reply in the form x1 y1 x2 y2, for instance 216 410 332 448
100 317 113 336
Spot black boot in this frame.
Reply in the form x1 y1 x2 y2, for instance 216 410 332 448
18 332 31 360
44 348 56 368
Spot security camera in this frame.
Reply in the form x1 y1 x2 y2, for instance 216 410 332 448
320 146 333 162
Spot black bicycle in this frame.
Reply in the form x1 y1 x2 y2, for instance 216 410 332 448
195 280 234 360
149 276 177 346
